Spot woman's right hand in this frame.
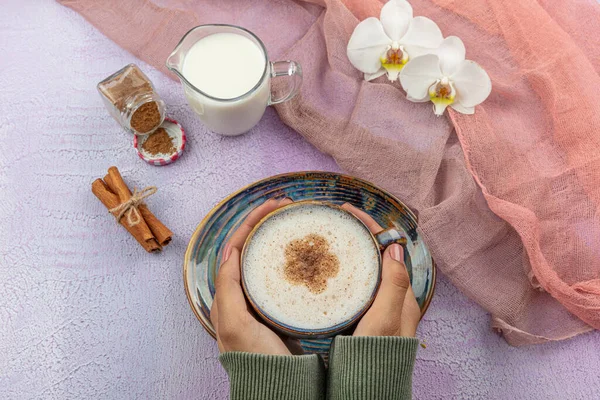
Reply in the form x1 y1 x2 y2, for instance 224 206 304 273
341 203 421 337
210 197 303 355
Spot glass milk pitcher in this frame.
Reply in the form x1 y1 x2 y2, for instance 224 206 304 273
166 24 302 136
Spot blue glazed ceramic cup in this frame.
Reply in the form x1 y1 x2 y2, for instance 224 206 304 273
240 200 406 339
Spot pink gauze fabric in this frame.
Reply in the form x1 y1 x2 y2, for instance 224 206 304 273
59 0 600 345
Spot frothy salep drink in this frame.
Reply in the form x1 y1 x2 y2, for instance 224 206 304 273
242 203 380 332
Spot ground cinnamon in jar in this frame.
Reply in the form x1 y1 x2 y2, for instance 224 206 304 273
141 128 176 156
130 102 161 133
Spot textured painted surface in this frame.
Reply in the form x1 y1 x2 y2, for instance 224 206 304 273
1 1 599 399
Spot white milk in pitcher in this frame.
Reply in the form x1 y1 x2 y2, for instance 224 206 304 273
181 32 270 135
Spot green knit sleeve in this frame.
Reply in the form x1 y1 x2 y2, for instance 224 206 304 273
219 352 326 400
327 336 419 400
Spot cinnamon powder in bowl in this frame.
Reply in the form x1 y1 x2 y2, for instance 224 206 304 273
134 118 186 166
141 128 176 155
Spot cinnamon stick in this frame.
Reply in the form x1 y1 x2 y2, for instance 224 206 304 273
92 179 161 253
104 167 160 246
138 206 173 246
104 167 173 246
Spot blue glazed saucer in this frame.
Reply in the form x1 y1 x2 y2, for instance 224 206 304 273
183 171 436 357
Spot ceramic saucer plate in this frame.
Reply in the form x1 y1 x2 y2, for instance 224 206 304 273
183 171 436 357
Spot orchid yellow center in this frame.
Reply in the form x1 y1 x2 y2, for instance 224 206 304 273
428 78 456 116
384 48 404 64
380 43 408 81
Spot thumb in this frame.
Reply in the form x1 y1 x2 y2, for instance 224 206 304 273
219 244 241 282
371 244 409 315
215 246 248 317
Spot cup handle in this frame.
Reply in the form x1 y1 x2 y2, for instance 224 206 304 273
374 228 407 252
268 61 303 105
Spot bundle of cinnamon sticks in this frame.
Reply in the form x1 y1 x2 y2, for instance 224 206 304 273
92 166 172 253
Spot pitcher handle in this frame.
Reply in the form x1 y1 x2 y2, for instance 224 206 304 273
268 61 303 105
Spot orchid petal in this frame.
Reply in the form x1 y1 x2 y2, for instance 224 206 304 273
436 36 466 76
407 93 430 103
399 54 442 100
380 0 413 41
450 102 475 114
451 60 492 107
383 64 404 81
365 69 387 81
347 18 392 73
402 44 436 60
432 99 451 116
400 17 443 50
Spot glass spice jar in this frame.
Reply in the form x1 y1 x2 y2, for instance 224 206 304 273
97 64 166 135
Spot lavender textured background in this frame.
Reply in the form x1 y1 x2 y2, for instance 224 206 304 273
1 1 599 399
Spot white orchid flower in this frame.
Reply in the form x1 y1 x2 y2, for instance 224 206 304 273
399 36 492 115
347 0 443 82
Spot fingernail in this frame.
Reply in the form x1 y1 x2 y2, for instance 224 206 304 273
221 242 232 263
389 244 402 262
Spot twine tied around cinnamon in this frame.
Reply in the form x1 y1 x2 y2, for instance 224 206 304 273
109 186 157 226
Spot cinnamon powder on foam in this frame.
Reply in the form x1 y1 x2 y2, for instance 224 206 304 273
283 233 340 293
